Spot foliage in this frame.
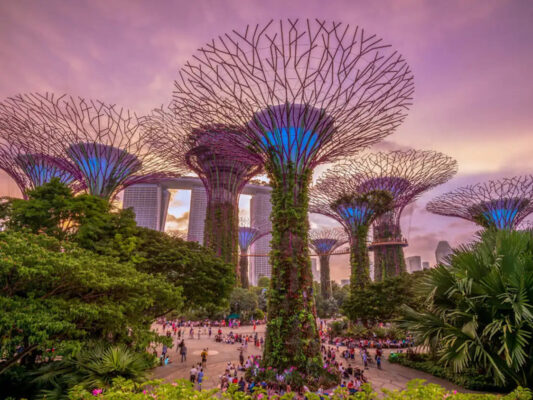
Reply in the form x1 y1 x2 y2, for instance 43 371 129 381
257 276 270 288
398 229 533 388
0 231 182 376
331 282 350 308
249 285 268 312
204 200 239 268
34 344 155 399
343 271 427 326
389 353 508 392
1 180 235 312
0 178 139 259
263 164 322 375
329 319 348 337
342 323 406 340
229 287 259 319
315 295 339 319
67 379 532 400
133 227 235 311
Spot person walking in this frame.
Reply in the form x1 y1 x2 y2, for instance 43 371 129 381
197 368 204 389
201 348 208 368
180 343 187 362
189 365 198 383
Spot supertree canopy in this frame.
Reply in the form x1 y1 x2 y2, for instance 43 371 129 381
238 217 271 288
310 181 394 291
0 93 182 199
142 109 262 270
308 228 347 298
312 150 457 285
426 176 533 230
172 19 414 374
0 103 84 195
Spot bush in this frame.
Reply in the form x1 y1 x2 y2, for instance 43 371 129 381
345 323 369 338
388 353 510 392
329 319 348 336
67 378 532 400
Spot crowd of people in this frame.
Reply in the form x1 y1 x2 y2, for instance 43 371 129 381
150 318 408 398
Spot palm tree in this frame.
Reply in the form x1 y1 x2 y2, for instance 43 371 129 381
35 344 152 399
398 229 533 388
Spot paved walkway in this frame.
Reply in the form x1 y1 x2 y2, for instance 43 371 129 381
151 325 475 394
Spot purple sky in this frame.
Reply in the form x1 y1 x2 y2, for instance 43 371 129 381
1 0 532 279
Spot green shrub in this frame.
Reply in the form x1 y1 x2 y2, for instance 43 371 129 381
329 319 347 336
67 378 532 400
385 324 405 340
253 309 265 320
373 327 387 339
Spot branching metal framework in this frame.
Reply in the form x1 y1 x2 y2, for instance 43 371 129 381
172 19 414 373
143 108 262 270
0 101 85 196
309 227 347 298
426 176 533 230
311 150 457 282
0 93 183 199
238 217 271 288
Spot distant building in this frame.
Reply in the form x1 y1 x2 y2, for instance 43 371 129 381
406 256 422 273
422 261 430 270
311 257 320 283
249 188 273 285
187 184 208 244
435 241 453 265
123 183 170 232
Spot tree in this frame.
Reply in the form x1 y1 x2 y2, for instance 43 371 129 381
398 230 533 388
133 227 235 311
343 272 427 326
229 288 259 320
0 178 139 259
0 231 182 376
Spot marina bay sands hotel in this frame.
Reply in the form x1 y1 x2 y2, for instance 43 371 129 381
122 177 273 286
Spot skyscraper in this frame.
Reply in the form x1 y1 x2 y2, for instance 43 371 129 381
123 183 170 231
406 256 422 273
435 241 453 265
311 257 320 283
187 184 208 244
250 188 272 285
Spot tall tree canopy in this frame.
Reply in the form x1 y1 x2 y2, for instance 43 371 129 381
133 227 235 311
0 179 235 309
0 232 182 375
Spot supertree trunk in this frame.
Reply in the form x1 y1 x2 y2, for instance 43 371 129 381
372 214 405 279
319 255 331 299
263 166 321 373
350 225 371 292
203 198 239 271
239 253 249 289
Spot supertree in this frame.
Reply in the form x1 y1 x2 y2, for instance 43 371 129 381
310 179 394 291
0 103 84 196
0 93 182 199
426 176 533 230
238 217 271 288
312 150 457 286
142 109 262 270
308 228 347 298
172 19 414 374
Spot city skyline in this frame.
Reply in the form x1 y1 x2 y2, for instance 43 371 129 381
1 0 532 273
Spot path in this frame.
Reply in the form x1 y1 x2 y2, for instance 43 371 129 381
151 325 476 394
